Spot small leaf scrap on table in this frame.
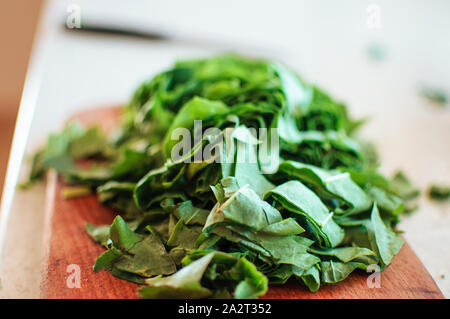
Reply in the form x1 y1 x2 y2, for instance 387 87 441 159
24 54 419 298
428 184 450 202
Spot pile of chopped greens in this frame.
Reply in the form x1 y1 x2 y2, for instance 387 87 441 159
24 54 419 298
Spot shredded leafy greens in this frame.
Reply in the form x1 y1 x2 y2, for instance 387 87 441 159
24 54 418 298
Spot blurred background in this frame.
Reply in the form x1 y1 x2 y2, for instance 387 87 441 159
0 0 449 297
0 0 43 195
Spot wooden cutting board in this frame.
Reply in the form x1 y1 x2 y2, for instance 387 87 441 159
40 107 444 299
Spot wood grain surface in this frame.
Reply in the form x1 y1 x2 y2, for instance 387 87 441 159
40 107 444 299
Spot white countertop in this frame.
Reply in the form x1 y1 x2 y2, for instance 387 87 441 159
0 0 449 298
